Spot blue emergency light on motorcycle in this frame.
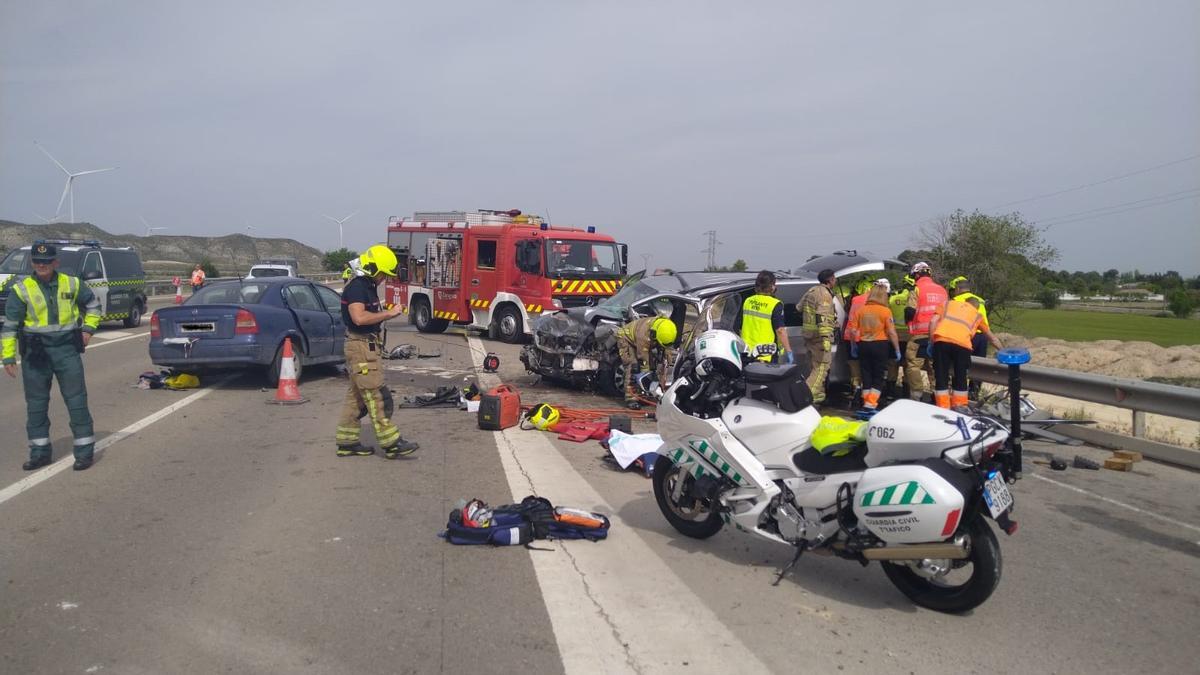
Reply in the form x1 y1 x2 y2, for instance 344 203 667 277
996 348 1031 365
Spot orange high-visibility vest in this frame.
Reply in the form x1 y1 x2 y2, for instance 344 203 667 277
932 299 983 349
909 277 947 337
844 293 868 342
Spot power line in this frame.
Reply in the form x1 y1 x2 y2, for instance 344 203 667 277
1032 187 1200 226
985 153 1200 210
1041 193 1200 230
701 230 721 269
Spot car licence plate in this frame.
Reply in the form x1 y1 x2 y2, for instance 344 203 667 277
178 322 215 333
982 472 1013 518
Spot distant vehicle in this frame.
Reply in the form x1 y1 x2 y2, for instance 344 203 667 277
148 277 346 385
384 209 627 343
522 251 905 397
246 263 298 279
0 239 148 328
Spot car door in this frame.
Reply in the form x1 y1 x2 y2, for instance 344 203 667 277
282 283 333 359
315 284 347 360
79 251 110 319
99 250 134 319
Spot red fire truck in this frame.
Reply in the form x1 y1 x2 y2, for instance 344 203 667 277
384 210 627 342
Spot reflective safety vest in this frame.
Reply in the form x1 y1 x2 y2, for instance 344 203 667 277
932 299 983 350
888 289 909 339
15 273 91 332
741 294 781 361
908 277 947 337
952 292 988 333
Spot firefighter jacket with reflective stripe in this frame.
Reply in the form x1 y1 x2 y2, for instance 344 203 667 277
907 277 947 337
799 285 837 339
740 294 781 359
617 316 662 366
952 292 989 333
1 273 100 362
932 299 983 350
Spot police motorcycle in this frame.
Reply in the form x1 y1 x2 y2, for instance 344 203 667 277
652 330 1020 613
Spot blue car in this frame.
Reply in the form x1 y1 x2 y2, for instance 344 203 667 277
149 278 347 385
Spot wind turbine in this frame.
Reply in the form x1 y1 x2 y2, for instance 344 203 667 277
35 141 118 224
140 216 167 237
323 211 358 249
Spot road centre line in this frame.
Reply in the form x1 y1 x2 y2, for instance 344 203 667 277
1031 472 1200 534
11 331 147 365
0 376 231 508
466 335 769 675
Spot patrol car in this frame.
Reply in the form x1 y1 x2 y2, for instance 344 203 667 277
0 239 148 328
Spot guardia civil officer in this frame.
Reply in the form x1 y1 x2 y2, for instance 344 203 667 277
334 245 419 458
741 270 793 364
2 242 102 471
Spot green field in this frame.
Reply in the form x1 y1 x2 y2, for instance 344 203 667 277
996 308 1200 346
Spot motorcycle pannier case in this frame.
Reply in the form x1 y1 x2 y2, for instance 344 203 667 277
852 463 969 544
478 384 521 430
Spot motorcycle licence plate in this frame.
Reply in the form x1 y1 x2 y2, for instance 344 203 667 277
983 472 1013 518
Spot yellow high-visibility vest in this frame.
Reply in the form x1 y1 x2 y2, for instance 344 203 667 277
741 294 781 360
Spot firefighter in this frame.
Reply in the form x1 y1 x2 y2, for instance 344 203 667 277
798 268 838 404
843 278 874 394
2 243 102 471
929 295 1002 409
334 244 419 459
741 270 792 363
903 262 947 400
617 315 677 410
949 276 990 396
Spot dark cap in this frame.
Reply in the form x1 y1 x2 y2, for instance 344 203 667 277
30 243 57 262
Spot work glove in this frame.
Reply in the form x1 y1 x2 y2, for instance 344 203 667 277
784 350 795 365
849 343 859 359
894 348 902 362
925 342 934 358
822 339 831 352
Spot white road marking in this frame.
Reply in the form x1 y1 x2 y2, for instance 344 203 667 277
0 376 231 508
10 330 147 364
467 335 769 675
1031 473 1200 534
92 330 133 340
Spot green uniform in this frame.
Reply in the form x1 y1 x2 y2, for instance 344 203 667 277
2 272 102 463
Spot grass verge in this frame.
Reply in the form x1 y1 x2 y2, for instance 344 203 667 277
996 308 1200 347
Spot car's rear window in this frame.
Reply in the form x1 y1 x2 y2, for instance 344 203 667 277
250 267 291 277
190 282 271 304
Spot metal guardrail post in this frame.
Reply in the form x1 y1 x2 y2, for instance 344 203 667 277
1132 410 1146 438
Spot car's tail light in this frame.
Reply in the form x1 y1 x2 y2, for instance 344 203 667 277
150 312 160 338
235 309 258 334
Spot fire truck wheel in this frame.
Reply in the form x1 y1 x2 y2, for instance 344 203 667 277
412 297 448 334
494 305 524 344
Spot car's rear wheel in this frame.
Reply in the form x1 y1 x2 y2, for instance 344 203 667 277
123 301 143 328
266 340 304 387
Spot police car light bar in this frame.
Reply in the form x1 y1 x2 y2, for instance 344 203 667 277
33 238 103 247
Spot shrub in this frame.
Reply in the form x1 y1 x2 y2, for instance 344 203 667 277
1036 287 1060 309
1167 290 1195 319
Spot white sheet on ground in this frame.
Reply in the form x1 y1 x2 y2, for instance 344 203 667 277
607 429 664 469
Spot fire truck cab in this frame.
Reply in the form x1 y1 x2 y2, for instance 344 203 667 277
385 210 627 342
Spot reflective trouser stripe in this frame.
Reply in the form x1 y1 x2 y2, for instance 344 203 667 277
30 437 50 446
336 426 360 443
363 390 400 447
73 436 95 446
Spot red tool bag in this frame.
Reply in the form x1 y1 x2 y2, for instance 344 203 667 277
478 384 521 430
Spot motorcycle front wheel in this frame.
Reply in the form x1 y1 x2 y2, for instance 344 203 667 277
881 513 1001 614
652 456 724 539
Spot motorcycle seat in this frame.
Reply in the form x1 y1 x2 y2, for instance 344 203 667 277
743 362 801 384
793 443 868 475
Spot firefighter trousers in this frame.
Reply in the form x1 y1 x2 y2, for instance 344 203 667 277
804 336 832 404
22 340 95 462
335 337 401 449
904 338 935 400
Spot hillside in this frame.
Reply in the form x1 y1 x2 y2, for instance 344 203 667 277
0 220 325 276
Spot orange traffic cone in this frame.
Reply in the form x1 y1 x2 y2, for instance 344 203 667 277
269 337 307 405
174 283 183 304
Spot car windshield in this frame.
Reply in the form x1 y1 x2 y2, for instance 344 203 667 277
189 282 271 304
0 249 83 276
597 271 683 310
545 240 621 277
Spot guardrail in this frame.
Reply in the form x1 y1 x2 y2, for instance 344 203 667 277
144 273 343 297
970 356 1200 469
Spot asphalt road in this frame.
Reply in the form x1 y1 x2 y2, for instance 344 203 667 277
1 309 1197 674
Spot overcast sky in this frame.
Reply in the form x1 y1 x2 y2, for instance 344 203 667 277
2 1 1198 274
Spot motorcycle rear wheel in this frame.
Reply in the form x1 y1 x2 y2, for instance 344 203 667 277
881 514 1001 614
652 456 724 539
